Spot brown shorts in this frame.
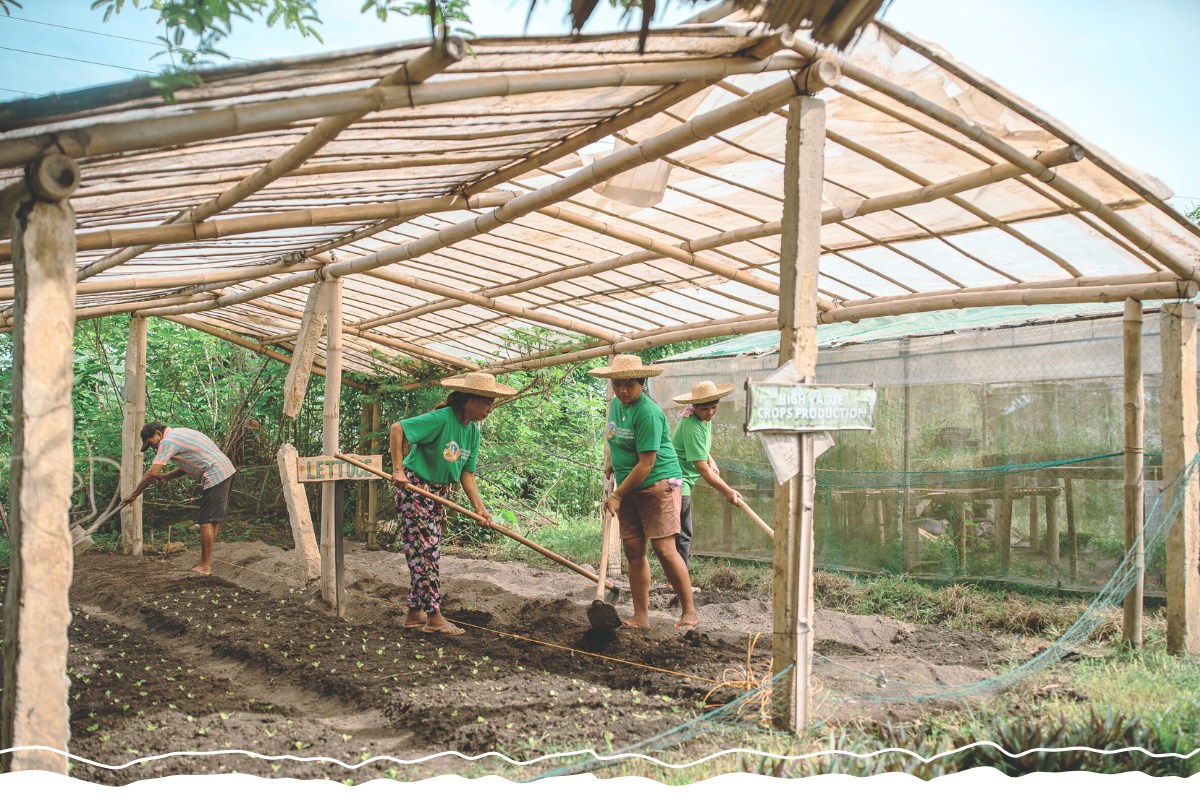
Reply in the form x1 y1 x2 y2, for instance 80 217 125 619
617 478 682 541
198 475 233 524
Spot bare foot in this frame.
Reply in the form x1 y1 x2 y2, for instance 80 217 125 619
421 622 465 636
674 613 699 632
192 564 211 576
622 613 650 628
403 612 428 628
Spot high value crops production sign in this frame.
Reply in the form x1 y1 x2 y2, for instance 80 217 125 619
745 383 877 433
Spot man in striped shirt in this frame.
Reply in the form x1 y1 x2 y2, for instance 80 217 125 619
125 422 236 575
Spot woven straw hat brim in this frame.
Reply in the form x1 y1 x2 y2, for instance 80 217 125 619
586 365 665 378
439 376 518 398
672 384 735 405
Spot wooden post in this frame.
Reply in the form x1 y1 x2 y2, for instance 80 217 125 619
955 499 968 572
1 154 80 774
1028 487 1040 553
119 315 147 556
367 398 380 549
1159 301 1200 655
320 277 344 612
900 343 918 572
276 443 321 582
1122 300 1145 647
282 281 328 420
996 475 1013 576
771 95 824 734
1046 489 1060 573
875 496 886 547
1064 478 1078 581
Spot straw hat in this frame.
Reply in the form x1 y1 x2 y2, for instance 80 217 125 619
439 372 517 398
673 380 734 405
586 354 664 379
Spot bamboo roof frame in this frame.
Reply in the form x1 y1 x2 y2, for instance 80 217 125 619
0 20 1196 383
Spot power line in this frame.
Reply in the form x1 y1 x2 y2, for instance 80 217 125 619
0 86 36 96
1 14 258 63
0 45 153 75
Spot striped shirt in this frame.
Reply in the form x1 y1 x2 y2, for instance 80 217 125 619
153 427 236 490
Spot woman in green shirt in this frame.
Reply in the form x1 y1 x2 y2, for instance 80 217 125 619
589 354 698 632
389 372 516 636
672 381 743 567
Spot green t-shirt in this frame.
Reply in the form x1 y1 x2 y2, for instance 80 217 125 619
400 407 480 485
671 414 712 497
606 393 681 489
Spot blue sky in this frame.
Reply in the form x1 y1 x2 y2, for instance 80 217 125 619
0 0 1196 211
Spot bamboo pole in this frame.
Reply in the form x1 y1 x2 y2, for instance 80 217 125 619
273 79 716 285
1046 485 1060 573
162 315 368 389
78 39 466 279
534 205 788 301
1123 299 1145 647
356 401 370 538
320 277 343 612
786 34 1196 281
119 315 147 557
0 192 517 263
770 95 825 735
474 278 1196 377
349 144 1081 332
1159 301 1199 655
125 64 839 327
996 475 1012 576
1028 486 1039 553
1 159 77 775
876 22 1199 240
246 299 478 372
817 281 1197 324
367 267 619 342
1065 478 1078 581
367 398 380 550
0 53 810 171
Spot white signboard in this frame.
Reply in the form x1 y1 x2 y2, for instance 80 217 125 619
746 383 877 433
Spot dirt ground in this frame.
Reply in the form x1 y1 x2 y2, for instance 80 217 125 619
1 538 1037 785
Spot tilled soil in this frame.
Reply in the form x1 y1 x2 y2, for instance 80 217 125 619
1 538 1028 784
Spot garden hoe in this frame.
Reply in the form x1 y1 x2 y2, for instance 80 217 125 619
334 453 621 606
70 499 131 556
586 511 622 630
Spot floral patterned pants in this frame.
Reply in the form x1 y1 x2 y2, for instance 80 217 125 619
394 468 452 613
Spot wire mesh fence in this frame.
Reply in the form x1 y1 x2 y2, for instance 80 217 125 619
655 305 1186 592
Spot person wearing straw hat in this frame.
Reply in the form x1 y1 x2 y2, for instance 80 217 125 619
589 354 698 632
389 372 516 636
671 381 743 568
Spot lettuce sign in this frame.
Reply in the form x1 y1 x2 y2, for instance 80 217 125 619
745 383 877 433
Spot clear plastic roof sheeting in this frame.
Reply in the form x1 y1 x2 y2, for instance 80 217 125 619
0 20 1196 381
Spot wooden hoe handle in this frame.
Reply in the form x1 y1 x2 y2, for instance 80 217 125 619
334 452 615 590
736 497 775 538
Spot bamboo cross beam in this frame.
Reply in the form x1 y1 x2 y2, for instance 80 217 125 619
260 80 718 296
162 315 369 389
876 21 1199 237
0 192 518 264
350 143 1082 333
784 33 1196 281
817 280 1198 324
533 205 790 301
78 39 469 280
129 63 841 322
0 53 810 171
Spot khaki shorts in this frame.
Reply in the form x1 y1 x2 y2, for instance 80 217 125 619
617 478 681 541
